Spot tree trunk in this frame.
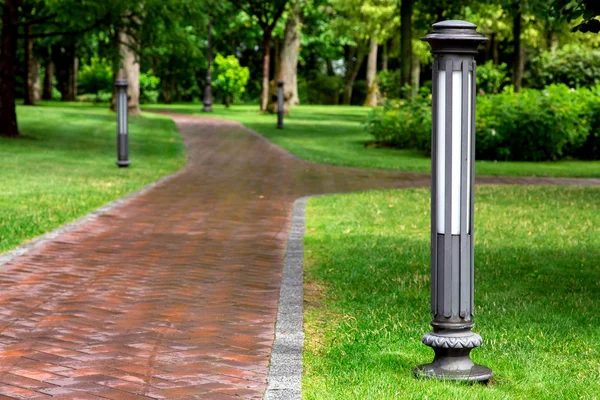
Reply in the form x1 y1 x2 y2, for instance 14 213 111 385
24 25 36 106
548 32 559 52
0 0 21 137
364 36 379 107
411 55 420 98
274 38 281 82
55 43 78 102
162 76 174 104
43 60 55 100
400 0 413 95
382 40 389 72
343 44 366 105
32 59 42 102
278 2 302 106
260 31 272 112
512 8 523 92
112 29 141 114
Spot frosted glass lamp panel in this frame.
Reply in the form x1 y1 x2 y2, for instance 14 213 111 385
451 71 462 235
436 71 446 233
466 72 473 232
436 70 464 235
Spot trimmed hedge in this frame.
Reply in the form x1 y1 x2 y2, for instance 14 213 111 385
365 84 600 161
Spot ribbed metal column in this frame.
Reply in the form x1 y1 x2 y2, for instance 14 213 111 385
115 79 130 168
414 20 491 382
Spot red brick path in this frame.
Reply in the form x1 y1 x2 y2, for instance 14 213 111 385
0 115 597 399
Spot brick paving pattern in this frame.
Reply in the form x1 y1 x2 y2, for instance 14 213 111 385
0 114 598 399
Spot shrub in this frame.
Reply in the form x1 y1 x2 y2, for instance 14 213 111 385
78 58 112 95
476 61 510 94
140 71 160 104
377 70 403 99
365 84 599 161
213 54 250 107
527 45 600 89
476 85 591 161
305 74 343 104
365 88 432 154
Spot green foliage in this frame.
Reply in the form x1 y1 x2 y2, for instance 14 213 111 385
476 61 510 94
305 74 344 104
139 71 160 104
365 84 600 161
376 70 402 99
213 54 250 106
527 45 600 88
555 0 600 32
364 89 432 154
477 85 593 160
78 58 112 95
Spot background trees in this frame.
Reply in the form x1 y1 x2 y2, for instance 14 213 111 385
2 0 600 137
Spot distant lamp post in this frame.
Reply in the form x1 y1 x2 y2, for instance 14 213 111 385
115 79 130 168
277 80 284 129
414 20 491 382
203 16 214 112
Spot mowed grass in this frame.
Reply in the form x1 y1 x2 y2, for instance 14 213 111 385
303 185 600 399
0 103 186 253
144 103 600 178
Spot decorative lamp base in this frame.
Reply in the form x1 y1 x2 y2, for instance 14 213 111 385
414 331 492 382
116 161 130 168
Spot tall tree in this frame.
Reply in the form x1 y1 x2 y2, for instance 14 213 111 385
232 0 290 111
400 0 413 93
0 0 21 137
278 0 304 107
363 35 379 106
0 0 113 137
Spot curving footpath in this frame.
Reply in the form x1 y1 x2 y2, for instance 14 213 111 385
0 114 597 399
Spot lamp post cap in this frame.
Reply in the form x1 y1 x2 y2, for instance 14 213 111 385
432 20 477 30
422 19 488 53
115 79 128 88
277 80 284 87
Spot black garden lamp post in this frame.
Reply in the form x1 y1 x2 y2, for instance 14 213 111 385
414 20 492 382
203 16 214 113
115 79 130 168
277 80 284 129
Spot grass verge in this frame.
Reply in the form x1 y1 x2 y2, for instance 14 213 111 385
0 103 186 253
303 185 600 399
143 103 600 178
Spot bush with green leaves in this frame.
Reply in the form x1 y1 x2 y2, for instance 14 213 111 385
213 54 250 107
377 70 403 99
527 45 600 89
78 58 113 96
476 61 510 94
364 88 432 154
365 84 600 161
140 71 160 104
476 85 592 160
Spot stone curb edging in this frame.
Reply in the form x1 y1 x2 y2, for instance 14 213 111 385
0 167 187 269
265 197 309 400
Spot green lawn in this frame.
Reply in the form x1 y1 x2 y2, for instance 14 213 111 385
0 103 186 253
303 185 600 399
144 103 600 178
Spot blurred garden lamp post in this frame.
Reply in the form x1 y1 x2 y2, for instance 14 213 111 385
414 20 492 382
115 79 130 168
203 16 213 112
277 80 284 129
